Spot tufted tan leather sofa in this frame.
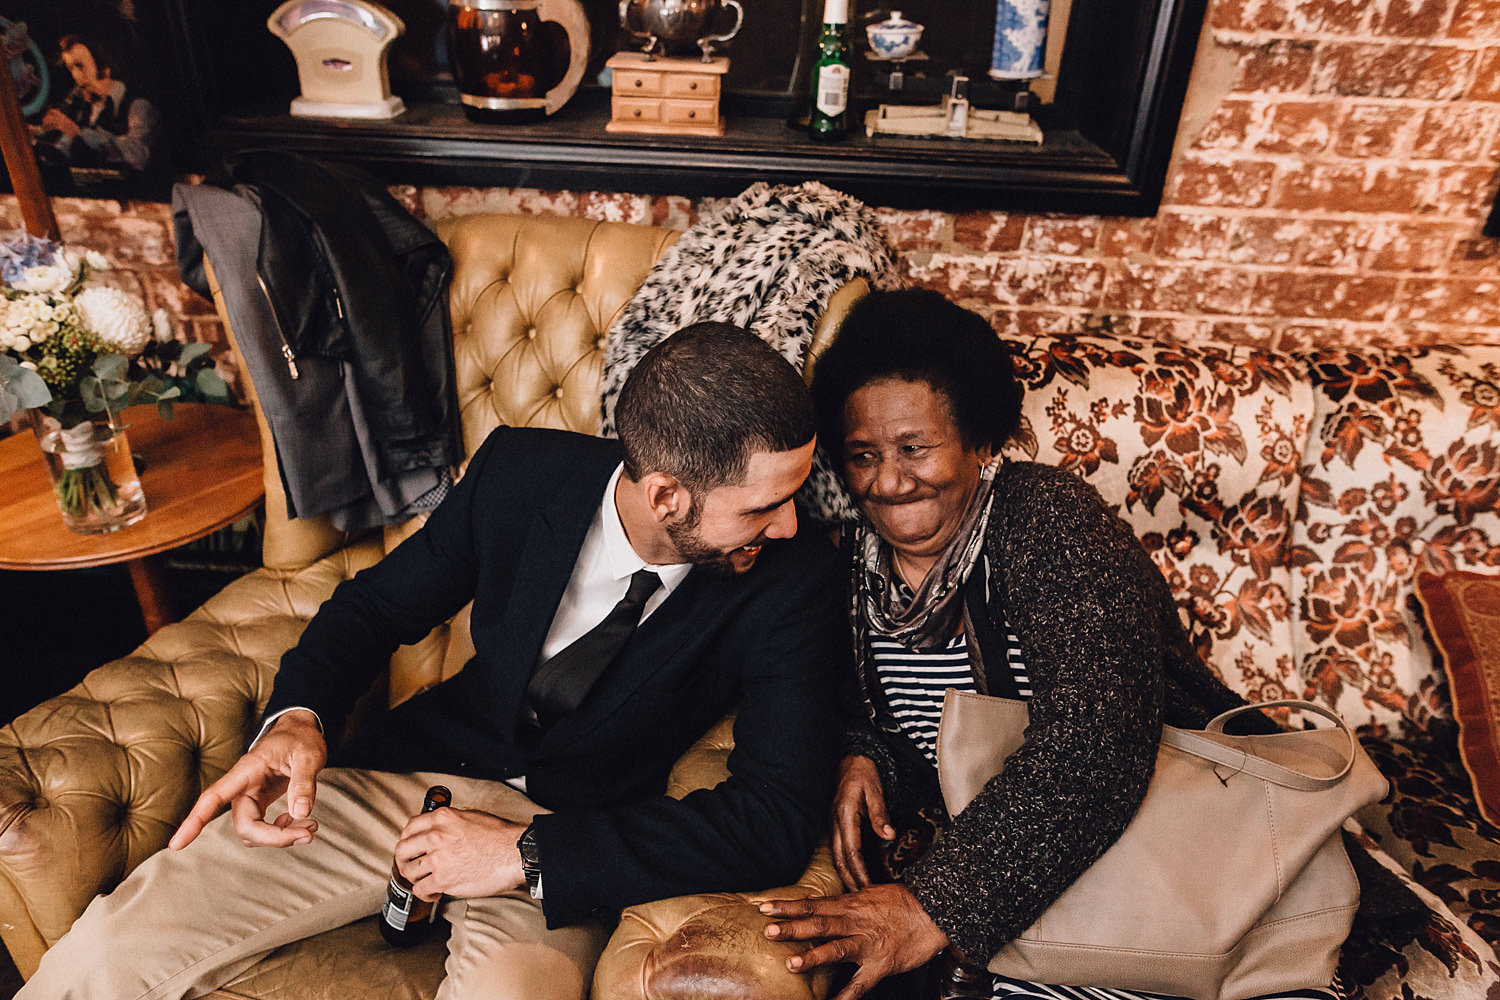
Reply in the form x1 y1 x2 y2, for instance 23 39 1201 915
0 212 862 999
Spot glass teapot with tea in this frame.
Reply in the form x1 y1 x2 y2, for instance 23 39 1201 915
446 0 590 121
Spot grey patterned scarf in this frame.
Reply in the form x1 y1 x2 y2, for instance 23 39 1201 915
853 457 1001 652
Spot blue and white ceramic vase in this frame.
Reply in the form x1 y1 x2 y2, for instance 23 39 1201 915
989 0 1049 80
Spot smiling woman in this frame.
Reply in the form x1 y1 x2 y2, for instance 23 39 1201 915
840 379 994 583
758 289 1337 1000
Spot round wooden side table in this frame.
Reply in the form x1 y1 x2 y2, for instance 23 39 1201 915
0 403 263 633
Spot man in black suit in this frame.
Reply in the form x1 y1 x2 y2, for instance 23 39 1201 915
21 323 846 999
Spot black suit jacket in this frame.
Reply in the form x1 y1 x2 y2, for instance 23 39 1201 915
263 426 846 926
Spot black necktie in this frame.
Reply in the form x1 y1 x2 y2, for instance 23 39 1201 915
525 568 662 731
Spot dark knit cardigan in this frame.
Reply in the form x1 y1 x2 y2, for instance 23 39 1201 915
842 460 1263 963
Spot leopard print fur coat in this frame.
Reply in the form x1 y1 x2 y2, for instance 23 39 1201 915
598 181 902 524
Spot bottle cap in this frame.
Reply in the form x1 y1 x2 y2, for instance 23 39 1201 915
822 0 849 23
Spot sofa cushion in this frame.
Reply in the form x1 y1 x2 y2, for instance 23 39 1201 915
1414 570 1500 829
1293 347 1500 737
1357 734 1500 957
999 333 1312 707
437 213 680 453
1338 819 1500 1000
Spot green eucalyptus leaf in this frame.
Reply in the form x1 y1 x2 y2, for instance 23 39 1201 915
93 354 128 382
197 369 230 399
0 387 18 424
157 398 175 421
7 369 51 409
0 356 52 411
179 342 212 366
80 376 105 411
157 385 182 401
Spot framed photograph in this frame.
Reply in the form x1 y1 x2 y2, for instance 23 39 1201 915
0 0 171 199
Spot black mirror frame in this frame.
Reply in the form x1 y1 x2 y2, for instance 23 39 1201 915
156 0 1209 217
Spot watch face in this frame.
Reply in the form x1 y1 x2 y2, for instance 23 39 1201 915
519 826 541 866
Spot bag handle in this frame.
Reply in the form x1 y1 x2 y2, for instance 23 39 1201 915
1161 699 1357 792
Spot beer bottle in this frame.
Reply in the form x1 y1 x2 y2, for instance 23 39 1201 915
380 785 452 947
808 0 852 142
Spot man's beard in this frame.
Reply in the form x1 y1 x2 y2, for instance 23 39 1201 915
665 503 759 575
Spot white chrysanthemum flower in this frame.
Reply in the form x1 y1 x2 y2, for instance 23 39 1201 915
85 250 110 271
151 308 174 344
76 285 152 354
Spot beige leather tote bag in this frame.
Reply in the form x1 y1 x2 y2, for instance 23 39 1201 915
935 692 1388 1000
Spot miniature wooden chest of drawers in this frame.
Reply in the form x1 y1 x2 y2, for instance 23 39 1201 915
605 52 728 137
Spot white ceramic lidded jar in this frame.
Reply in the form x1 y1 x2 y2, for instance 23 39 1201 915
866 11 923 59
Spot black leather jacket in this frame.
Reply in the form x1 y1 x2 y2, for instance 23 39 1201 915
175 152 460 526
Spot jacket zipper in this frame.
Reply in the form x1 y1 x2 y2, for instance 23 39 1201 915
255 272 300 380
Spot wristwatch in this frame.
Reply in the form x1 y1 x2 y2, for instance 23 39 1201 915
517 823 542 899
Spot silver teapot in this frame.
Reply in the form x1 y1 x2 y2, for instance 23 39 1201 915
618 0 743 62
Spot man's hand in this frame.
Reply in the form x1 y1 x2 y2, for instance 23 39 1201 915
395 808 529 901
831 755 894 891
168 710 328 851
40 108 80 137
760 884 950 1000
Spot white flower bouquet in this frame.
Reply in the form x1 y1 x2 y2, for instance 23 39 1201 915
0 232 230 529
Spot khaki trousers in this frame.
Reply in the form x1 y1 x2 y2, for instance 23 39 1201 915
18 768 611 1000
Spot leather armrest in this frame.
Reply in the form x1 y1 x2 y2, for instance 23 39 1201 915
591 844 844 1000
0 547 375 977
591 715 845 1000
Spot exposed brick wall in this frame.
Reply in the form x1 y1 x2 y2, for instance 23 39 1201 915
4 0 1496 364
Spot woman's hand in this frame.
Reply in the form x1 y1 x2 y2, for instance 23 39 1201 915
760 883 950 1000
831 755 895 891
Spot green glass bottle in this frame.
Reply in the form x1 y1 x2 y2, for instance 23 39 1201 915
808 0 852 142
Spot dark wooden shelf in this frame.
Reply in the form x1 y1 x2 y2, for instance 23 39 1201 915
163 0 1210 217
198 95 1139 213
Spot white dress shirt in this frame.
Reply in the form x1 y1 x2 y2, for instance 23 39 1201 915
540 464 692 658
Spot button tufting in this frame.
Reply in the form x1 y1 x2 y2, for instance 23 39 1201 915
526 328 537 340
596 337 607 350
553 387 565 399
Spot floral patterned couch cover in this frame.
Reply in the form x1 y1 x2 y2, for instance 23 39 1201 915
995 333 1500 998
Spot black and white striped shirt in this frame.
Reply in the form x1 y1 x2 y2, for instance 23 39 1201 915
871 623 1030 766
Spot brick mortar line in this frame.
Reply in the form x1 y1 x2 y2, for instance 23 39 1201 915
920 252 1498 277
1153 206 1495 220
985 308 1500 335
972 302 1500 322
1179 150 1500 169
1210 29 1499 50
1214 94 1500 108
